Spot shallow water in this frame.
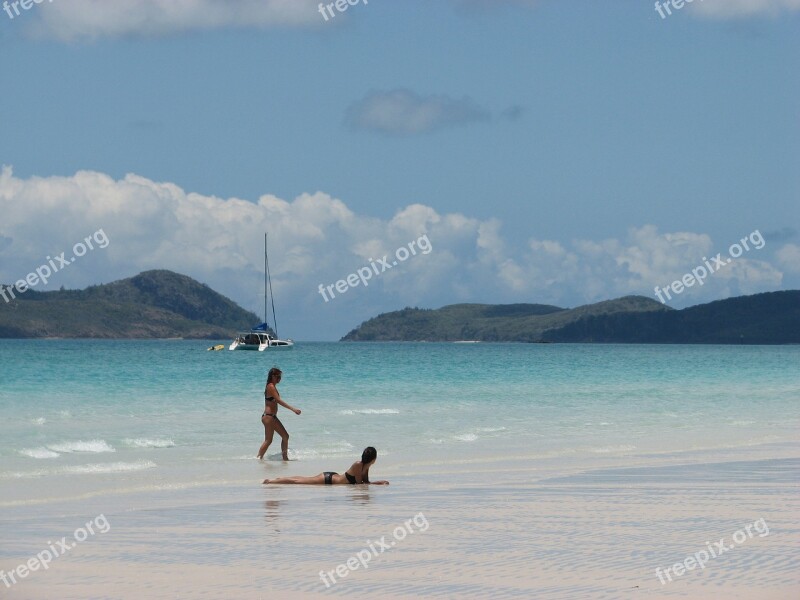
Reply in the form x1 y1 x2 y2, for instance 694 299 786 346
1 341 799 505
2 340 799 598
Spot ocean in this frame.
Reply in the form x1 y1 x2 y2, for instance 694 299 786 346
1 341 798 599
1 341 799 505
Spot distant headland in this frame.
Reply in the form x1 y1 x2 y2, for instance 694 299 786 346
341 291 800 344
1 270 797 343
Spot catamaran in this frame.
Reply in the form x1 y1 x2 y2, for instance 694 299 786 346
229 234 294 351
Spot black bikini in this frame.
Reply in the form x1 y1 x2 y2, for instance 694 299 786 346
322 471 368 485
263 396 278 419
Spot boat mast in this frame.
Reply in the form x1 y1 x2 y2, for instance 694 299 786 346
265 233 279 338
264 232 269 327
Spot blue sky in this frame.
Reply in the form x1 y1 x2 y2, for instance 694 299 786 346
1 0 798 339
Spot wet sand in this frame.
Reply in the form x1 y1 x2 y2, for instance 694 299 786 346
2 446 798 599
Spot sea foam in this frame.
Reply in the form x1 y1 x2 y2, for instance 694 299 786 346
124 438 175 448
47 440 116 454
64 461 157 475
19 447 60 459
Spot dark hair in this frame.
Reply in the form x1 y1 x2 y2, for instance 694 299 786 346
361 447 377 464
266 367 282 384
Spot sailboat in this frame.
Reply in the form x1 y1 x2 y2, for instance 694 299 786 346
229 233 294 351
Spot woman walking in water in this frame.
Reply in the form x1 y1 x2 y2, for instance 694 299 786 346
257 367 301 461
263 447 389 485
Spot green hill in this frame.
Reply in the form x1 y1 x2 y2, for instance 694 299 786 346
0 270 262 339
342 295 668 342
544 291 800 344
341 291 800 344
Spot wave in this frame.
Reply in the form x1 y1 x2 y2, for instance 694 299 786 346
19 447 60 459
2 460 156 480
124 438 175 449
47 440 116 454
339 409 400 415
287 443 356 461
64 461 157 475
454 433 478 442
32 417 46 426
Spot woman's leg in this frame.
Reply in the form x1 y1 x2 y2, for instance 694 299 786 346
257 415 276 459
263 474 326 485
270 416 291 461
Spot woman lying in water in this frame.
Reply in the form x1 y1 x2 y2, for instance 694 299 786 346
263 446 389 485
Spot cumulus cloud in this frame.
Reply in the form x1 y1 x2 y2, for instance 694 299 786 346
16 0 798 41
0 166 791 338
20 0 542 41
495 226 783 305
776 244 800 274
22 0 322 42
688 0 800 18
344 89 491 136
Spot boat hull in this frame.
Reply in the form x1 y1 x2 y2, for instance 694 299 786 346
229 339 294 351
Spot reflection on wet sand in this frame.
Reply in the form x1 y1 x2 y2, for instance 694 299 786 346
263 499 281 532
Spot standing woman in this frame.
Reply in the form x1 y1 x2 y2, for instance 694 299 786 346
257 367 301 461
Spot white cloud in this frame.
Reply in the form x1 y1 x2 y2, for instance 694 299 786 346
776 243 800 274
0 166 791 338
688 0 800 18
16 0 798 41
22 0 322 42
344 89 491 136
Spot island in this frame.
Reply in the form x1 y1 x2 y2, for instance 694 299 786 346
341 291 800 344
0 270 260 339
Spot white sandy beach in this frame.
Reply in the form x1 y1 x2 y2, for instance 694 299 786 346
2 442 798 600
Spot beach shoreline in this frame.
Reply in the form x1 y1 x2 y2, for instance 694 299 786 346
2 442 798 599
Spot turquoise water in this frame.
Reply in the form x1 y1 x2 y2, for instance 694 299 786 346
1 341 799 505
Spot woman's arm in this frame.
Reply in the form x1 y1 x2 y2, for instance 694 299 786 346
277 398 301 415
360 465 388 485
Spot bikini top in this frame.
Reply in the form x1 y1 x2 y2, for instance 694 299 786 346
345 471 369 484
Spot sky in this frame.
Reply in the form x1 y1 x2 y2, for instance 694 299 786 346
0 0 798 340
